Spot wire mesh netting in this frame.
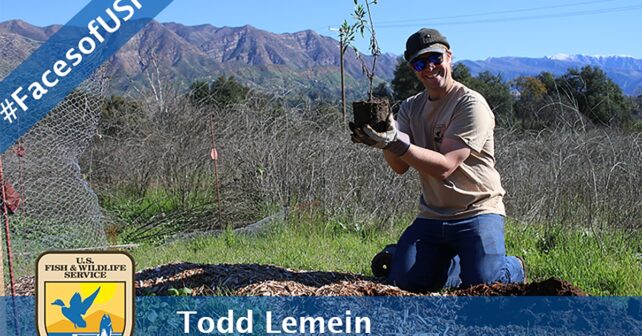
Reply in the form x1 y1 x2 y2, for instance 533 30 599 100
0 39 107 277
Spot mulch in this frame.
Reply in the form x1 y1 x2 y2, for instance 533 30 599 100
8 262 586 296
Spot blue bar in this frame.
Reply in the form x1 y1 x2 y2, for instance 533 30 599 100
3 296 641 335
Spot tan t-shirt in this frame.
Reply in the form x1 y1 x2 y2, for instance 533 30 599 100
397 81 506 220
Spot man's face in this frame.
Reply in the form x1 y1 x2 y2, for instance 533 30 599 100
411 51 452 91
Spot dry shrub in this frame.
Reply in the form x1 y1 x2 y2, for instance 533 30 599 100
86 82 641 239
498 124 641 230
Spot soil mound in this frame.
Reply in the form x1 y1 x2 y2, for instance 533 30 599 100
450 277 587 296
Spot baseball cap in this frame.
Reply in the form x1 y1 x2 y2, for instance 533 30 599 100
404 28 450 62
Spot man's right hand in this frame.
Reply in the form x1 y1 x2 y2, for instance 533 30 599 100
349 122 381 147
349 114 411 157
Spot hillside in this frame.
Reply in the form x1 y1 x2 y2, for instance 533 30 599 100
0 19 397 99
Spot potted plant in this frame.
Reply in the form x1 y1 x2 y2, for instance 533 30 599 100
339 0 389 132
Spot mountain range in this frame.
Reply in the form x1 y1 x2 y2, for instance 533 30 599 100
460 54 642 96
1 19 641 97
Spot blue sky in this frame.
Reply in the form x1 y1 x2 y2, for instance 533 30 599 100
0 0 640 61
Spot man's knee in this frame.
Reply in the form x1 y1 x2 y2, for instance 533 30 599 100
388 272 421 292
388 263 451 293
388 271 444 293
459 255 520 286
459 256 502 285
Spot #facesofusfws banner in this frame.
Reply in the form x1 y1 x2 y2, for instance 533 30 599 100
0 0 174 154
36 252 135 336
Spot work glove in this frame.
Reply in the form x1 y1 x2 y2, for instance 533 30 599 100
349 121 380 147
361 113 399 148
351 113 410 156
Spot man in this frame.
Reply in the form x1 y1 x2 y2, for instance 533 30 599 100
350 28 525 292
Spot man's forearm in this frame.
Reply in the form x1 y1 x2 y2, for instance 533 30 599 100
399 145 450 179
399 140 470 180
384 149 409 174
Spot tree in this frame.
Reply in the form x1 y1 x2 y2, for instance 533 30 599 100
100 95 145 138
210 76 250 107
452 63 473 85
188 80 212 107
557 66 632 125
513 76 552 129
634 95 642 117
188 76 250 108
372 82 393 100
537 72 557 93
391 57 422 102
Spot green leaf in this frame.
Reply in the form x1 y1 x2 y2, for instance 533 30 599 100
355 5 366 17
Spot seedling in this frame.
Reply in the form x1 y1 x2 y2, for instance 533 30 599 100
339 0 389 131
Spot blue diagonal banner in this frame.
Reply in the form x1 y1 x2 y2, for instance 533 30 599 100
0 0 174 154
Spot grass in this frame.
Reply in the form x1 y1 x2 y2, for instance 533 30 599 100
130 213 642 296
506 223 642 295
131 214 406 277
101 186 215 224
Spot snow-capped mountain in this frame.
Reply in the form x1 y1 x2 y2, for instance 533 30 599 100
459 55 642 95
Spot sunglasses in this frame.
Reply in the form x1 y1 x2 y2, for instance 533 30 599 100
411 53 444 72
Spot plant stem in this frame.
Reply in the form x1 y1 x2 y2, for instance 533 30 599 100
364 0 379 101
340 37 347 124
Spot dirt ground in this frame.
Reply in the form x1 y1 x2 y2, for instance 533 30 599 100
10 262 587 296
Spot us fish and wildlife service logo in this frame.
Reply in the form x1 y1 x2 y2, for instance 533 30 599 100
36 251 135 336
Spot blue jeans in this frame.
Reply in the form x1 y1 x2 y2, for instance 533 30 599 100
387 214 525 292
